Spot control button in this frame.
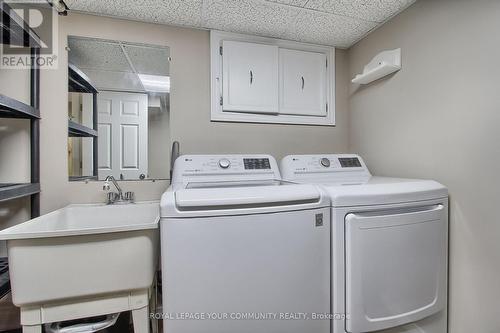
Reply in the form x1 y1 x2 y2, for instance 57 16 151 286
218 158 231 169
320 158 330 168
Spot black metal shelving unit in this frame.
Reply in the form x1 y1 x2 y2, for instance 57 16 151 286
0 2 42 312
68 63 99 179
0 2 41 217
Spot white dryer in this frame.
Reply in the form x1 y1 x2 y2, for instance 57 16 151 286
280 154 448 333
160 155 331 333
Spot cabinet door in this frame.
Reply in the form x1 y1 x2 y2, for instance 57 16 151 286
222 40 279 114
279 49 327 117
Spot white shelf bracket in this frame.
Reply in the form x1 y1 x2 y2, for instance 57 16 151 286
352 48 401 85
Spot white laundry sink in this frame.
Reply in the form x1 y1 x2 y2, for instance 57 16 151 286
0 202 159 307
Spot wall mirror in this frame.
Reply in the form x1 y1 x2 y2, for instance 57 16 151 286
67 36 171 181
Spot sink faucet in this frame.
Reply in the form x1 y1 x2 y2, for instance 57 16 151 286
103 176 134 204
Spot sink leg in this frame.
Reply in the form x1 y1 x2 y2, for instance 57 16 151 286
150 285 158 333
132 305 150 333
23 325 42 333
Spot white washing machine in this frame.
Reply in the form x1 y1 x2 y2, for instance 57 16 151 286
280 154 448 333
160 155 331 333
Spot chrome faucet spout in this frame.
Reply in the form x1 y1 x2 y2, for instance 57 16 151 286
104 176 123 198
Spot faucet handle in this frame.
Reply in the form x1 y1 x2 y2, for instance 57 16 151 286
103 181 110 191
124 191 135 202
107 192 119 204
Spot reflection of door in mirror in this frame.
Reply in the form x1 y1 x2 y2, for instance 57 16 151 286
98 91 148 180
67 36 171 181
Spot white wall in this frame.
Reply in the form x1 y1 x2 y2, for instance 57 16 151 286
348 1 500 332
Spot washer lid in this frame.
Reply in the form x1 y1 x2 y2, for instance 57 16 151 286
175 183 320 209
161 183 328 217
323 177 448 207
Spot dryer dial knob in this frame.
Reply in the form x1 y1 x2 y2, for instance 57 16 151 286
218 158 231 169
320 158 331 168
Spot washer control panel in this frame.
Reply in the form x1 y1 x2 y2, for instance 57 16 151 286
172 155 281 183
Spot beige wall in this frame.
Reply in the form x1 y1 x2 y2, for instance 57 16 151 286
348 1 500 332
34 12 348 213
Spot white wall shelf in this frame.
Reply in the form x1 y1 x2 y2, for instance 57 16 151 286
352 48 401 85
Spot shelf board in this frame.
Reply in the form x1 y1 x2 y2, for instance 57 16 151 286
69 175 98 182
0 183 40 203
68 120 98 137
0 94 40 119
1 1 41 48
68 63 98 94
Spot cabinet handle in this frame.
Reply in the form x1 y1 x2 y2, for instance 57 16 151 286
301 76 305 90
250 70 253 84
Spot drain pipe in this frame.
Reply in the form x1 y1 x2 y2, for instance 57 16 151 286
170 141 180 184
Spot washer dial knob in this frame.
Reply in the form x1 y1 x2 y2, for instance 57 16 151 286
320 158 330 168
218 158 231 169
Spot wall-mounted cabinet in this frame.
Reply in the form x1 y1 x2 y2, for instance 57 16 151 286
211 31 335 126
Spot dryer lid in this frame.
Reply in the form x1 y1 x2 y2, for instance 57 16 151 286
324 177 448 207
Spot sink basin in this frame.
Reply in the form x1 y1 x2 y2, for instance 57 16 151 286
0 202 159 307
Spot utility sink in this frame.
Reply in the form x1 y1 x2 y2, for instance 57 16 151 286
0 202 159 307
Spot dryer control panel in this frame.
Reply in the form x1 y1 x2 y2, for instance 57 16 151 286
280 154 371 182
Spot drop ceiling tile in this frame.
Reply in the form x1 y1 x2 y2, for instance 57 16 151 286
66 0 204 27
122 45 170 76
304 0 416 23
264 0 309 7
68 38 132 72
202 0 301 40
66 0 415 47
82 69 145 92
291 10 377 48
